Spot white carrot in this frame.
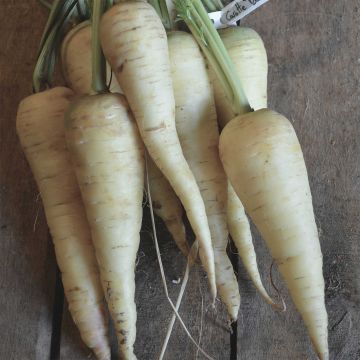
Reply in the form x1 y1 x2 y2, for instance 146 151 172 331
16 87 110 360
64 3 145 357
61 21 122 95
65 93 144 360
147 157 189 256
169 31 240 321
61 21 188 256
177 1 328 358
100 0 217 299
210 27 268 127
210 26 276 307
220 110 328 359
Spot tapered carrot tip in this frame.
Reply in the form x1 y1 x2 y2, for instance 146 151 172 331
93 345 111 360
268 295 286 312
163 218 189 257
270 301 286 312
318 351 329 360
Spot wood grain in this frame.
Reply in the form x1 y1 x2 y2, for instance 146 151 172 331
0 0 359 360
238 1 360 359
0 2 56 360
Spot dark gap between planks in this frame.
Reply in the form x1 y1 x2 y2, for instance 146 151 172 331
229 239 238 360
48 238 239 360
49 264 64 360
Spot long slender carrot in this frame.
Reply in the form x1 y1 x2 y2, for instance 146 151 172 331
64 2 145 357
65 93 144 360
168 30 240 321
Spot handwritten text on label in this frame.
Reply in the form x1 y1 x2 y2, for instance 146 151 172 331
220 0 269 24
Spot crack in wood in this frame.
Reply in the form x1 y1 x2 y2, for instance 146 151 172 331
49 266 64 360
228 238 238 360
330 311 348 331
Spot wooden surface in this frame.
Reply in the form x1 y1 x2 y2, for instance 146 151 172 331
0 1 359 359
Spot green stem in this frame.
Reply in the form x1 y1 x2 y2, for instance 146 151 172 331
202 0 217 12
38 0 92 21
174 0 252 115
211 0 224 10
201 0 224 11
78 0 92 19
149 0 172 31
38 0 71 53
218 0 224 8
33 0 78 92
91 0 107 93
33 26 57 92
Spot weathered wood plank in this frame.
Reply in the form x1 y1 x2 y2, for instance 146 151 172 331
236 1 360 359
0 2 56 359
134 212 231 360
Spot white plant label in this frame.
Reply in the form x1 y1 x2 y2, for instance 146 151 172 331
220 0 269 24
208 11 237 29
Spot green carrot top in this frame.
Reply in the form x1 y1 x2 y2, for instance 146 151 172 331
174 0 252 115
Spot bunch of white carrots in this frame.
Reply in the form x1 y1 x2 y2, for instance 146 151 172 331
16 0 328 359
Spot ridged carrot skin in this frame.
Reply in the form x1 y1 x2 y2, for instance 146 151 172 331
169 31 240 321
220 109 328 360
147 157 189 256
226 186 276 307
61 23 187 257
65 93 144 360
210 26 275 307
16 87 110 360
100 0 217 299
61 22 122 95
